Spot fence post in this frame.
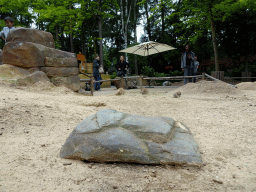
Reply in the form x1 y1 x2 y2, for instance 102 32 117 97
90 77 94 96
139 76 143 91
202 73 205 80
121 76 125 89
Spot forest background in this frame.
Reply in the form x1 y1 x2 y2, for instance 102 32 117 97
0 0 255 78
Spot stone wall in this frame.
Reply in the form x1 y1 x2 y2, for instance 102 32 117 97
2 27 80 91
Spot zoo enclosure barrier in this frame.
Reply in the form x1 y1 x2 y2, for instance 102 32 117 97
80 73 236 96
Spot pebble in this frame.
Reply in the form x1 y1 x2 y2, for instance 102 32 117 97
63 162 72 166
213 176 223 184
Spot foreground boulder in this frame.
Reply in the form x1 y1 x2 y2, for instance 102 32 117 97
60 109 202 166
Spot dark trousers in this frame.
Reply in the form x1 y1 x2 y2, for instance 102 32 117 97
94 75 101 90
193 71 197 83
184 65 193 84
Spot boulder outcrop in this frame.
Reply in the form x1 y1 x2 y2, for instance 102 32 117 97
16 71 50 85
6 27 55 48
60 109 202 166
3 42 75 68
2 28 80 91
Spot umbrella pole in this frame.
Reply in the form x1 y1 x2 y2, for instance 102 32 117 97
145 55 154 88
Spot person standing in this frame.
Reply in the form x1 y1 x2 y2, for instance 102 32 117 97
193 55 199 83
0 16 16 43
181 44 195 84
93 55 101 91
116 55 129 77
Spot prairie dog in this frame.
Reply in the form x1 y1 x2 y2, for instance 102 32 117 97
141 88 148 95
115 88 125 96
173 91 181 98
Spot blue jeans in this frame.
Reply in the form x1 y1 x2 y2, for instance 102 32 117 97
193 71 197 83
94 75 101 90
184 65 193 84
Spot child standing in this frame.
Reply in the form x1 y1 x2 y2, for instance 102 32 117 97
193 55 199 83
0 16 16 43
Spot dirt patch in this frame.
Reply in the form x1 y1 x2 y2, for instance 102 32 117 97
167 80 242 96
236 81 256 90
0 81 256 191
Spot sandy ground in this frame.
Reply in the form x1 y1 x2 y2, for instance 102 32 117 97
0 79 256 192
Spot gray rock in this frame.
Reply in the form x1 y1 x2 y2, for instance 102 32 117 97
16 71 50 85
60 109 202 166
50 75 80 92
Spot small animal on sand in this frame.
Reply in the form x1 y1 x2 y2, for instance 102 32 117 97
173 91 181 98
115 88 125 96
141 88 148 95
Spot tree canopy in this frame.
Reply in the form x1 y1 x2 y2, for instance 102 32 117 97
0 0 255 76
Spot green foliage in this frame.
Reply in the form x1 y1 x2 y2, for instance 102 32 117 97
170 70 183 77
0 0 255 78
110 72 117 79
141 66 155 77
154 72 166 77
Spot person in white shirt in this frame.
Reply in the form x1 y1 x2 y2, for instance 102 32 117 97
0 16 16 43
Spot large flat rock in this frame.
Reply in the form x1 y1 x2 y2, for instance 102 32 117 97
3 42 76 68
44 57 78 68
6 27 55 48
60 109 202 166
41 67 79 77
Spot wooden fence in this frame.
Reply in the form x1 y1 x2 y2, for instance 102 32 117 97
80 72 237 96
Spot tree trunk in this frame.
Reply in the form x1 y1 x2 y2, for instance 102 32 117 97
161 5 165 35
209 4 219 71
55 25 59 49
134 0 138 75
145 2 151 40
98 0 104 68
124 0 128 63
121 0 125 49
82 39 86 56
69 5 74 53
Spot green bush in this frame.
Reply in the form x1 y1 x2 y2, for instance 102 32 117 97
154 72 166 77
169 70 183 76
141 66 155 77
110 72 117 79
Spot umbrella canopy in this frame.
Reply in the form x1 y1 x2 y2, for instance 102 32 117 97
119 41 176 56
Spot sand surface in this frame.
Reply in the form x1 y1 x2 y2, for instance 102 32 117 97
0 80 256 192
